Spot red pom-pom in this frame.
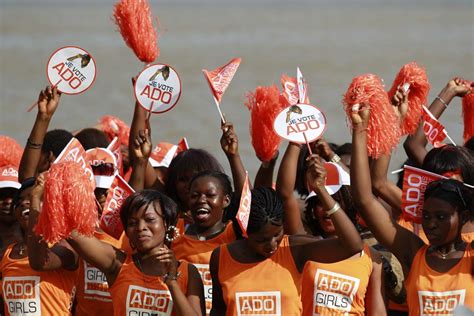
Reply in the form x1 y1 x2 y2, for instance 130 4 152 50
343 74 400 158
388 62 430 135
99 115 130 146
462 89 474 143
245 85 286 162
35 161 97 244
0 136 23 168
113 0 159 63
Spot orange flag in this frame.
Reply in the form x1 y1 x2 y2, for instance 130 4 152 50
236 172 251 237
100 175 135 239
422 106 455 147
203 58 241 104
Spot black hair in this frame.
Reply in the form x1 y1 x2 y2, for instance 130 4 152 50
13 177 36 208
246 187 284 235
464 137 474 152
424 179 473 221
335 143 352 157
165 148 224 208
75 128 109 150
422 145 474 185
304 185 361 237
42 129 73 157
120 189 178 231
396 159 416 189
189 170 233 197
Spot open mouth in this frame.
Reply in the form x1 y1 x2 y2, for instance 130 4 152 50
194 208 211 221
21 209 30 217
0 208 12 216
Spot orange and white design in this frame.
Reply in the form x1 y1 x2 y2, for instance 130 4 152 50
236 291 281 316
3 276 41 315
313 269 360 315
418 290 466 315
83 261 111 301
126 285 173 315
194 264 213 315
202 58 241 104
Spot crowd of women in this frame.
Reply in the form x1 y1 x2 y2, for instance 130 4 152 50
0 75 472 315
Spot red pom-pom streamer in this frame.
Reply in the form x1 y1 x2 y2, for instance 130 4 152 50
113 0 159 64
462 87 474 143
388 62 430 135
0 136 23 168
35 161 97 244
245 85 286 162
99 115 130 146
343 74 400 158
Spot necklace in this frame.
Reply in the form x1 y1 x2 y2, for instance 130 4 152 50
18 243 26 256
436 249 452 260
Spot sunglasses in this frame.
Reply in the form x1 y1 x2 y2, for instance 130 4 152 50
91 163 116 176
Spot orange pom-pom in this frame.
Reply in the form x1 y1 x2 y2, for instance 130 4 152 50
99 115 130 146
0 136 23 168
113 0 159 63
343 74 400 158
388 62 430 135
245 85 286 162
462 88 474 143
35 161 97 244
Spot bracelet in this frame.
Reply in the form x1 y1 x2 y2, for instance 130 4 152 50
26 138 42 149
435 96 449 109
329 154 341 163
163 271 181 282
325 202 341 216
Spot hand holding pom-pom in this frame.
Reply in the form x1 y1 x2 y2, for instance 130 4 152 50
350 103 370 127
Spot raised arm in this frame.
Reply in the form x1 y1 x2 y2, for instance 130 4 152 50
27 174 78 271
404 78 471 165
128 129 152 191
350 104 424 271
253 151 279 188
209 247 226 316
275 142 306 234
220 122 247 195
19 86 61 182
129 77 163 191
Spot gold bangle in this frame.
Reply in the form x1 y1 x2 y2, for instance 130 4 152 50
325 202 341 216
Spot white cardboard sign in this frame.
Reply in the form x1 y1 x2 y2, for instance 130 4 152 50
273 103 327 144
134 63 182 114
47 46 97 95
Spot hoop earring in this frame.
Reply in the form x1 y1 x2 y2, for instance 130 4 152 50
165 225 180 243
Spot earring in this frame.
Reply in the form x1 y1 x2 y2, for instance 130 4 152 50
165 225 180 243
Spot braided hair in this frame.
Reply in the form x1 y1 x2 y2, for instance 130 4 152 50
246 187 284 235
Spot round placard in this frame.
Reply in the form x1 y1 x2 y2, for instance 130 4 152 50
46 46 97 95
273 103 327 144
134 64 182 114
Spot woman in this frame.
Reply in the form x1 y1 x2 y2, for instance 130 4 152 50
350 104 473 315
210 155 364 315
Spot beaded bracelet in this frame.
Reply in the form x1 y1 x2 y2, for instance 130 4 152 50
163 271 181 282
26 138 42 149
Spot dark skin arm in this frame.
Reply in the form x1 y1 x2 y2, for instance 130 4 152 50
19 86 61 182
350 104 424 275
27 174 79 271
404 78 471 165
128 129 152 191
275 142 306 234
129 77 164 191
182 264 205 316
209 247 226 316
220 122 247 195
253 151 279 188
365 247 387 315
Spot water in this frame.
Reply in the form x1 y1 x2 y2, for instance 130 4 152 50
1 0 473 179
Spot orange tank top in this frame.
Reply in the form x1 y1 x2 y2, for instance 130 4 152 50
217 235 302 316
109 254 189 316
173 221 236 314
74 231 122 316
0 244 77 316
405 243 474 316
301 244 373 315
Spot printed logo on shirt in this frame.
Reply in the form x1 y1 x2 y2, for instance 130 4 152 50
3 276 41 315
236 291 281 316
194 263 212 315
83 260 111 300
126 285 173 315
418 290 465 315
312 269 360 315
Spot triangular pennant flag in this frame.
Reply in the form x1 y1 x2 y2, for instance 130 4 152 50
422 106 454 146
236 171 252 238
281 73 310 106
149 143 179 168
202 58 241 104
177 137 189 152
100 175 135 239
297 67 308 104
54 137 95 188
107 136 124 177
